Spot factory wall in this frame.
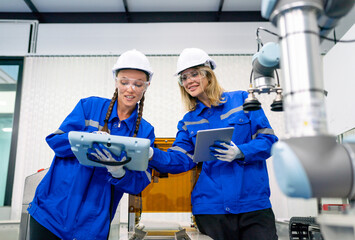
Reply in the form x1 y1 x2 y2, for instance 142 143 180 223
324 24 355 136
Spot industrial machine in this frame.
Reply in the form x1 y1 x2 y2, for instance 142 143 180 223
254 0 355 239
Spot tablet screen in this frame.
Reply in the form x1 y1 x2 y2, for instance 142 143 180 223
193 127 234 162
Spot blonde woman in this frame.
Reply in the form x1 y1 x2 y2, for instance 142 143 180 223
28 50 155 240
149 48 278 240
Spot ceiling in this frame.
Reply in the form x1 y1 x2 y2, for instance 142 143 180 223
0 0 267 23
1 0 354 54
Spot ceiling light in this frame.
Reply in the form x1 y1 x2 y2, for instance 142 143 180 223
2 128 12 132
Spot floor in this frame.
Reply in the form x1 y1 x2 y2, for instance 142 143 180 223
0 220 290 240
117 224 213 240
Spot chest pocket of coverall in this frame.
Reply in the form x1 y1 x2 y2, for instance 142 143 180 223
227 112 251 144
186 123 209 146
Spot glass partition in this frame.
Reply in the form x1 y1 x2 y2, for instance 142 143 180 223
0 58 23 206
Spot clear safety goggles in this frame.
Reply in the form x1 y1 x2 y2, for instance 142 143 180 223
178 69 205 86
116 77 149 92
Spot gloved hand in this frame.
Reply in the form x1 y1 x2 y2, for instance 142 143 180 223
87 143 126 178
209 141 244 162
149 147 154 160
92 131 109 135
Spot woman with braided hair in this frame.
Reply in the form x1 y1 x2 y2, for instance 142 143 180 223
28 49 155 240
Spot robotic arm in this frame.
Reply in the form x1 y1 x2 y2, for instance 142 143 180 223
262 0 354 39
243 41 283 112
260 0 355 200
243 1 355 238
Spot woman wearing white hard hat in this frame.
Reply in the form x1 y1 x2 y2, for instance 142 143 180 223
149 48 278 240
28 49 155 240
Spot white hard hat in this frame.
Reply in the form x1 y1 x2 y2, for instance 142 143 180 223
175 48 217 75
112 49 153 81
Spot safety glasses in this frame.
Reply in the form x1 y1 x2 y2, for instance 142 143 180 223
116 77 149 92
178 69 205 86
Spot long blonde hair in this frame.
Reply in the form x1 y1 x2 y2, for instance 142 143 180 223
179 66 225 111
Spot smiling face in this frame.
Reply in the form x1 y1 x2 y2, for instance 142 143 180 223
180 68 209 100
115 69 149 111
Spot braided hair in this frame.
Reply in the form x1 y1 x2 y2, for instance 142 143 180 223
133 93 145 137
101 88 146 137
101 89 118 133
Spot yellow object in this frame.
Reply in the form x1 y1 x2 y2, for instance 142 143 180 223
142 138 194 212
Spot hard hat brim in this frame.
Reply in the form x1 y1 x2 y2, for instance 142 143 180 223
174 60 216 76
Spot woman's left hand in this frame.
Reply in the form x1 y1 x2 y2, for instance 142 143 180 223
87 143 126 178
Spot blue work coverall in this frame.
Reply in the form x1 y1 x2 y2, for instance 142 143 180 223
149 91 278 215
28 96 155 240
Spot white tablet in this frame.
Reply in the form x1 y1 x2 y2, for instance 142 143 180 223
68 131 151 171
193 127 234 162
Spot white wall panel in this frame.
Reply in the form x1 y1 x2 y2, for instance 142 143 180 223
36 22 278 55
32 0 125 12
11 54 317 222
6 19 351 57
324 24 355 135
128 0 220 12
0 22 31 56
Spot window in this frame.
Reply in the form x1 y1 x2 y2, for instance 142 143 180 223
0 57 23 206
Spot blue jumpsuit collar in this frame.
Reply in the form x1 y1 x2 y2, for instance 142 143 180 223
195 92 226 116
108 100 139 132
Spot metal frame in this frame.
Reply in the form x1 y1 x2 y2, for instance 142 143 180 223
0 57 24 206
18 169 49 240
0 20 39 54
0 11 267 23
0 0 266 23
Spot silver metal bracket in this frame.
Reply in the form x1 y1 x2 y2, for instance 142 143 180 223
129 227 147 240
175 228 191 240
